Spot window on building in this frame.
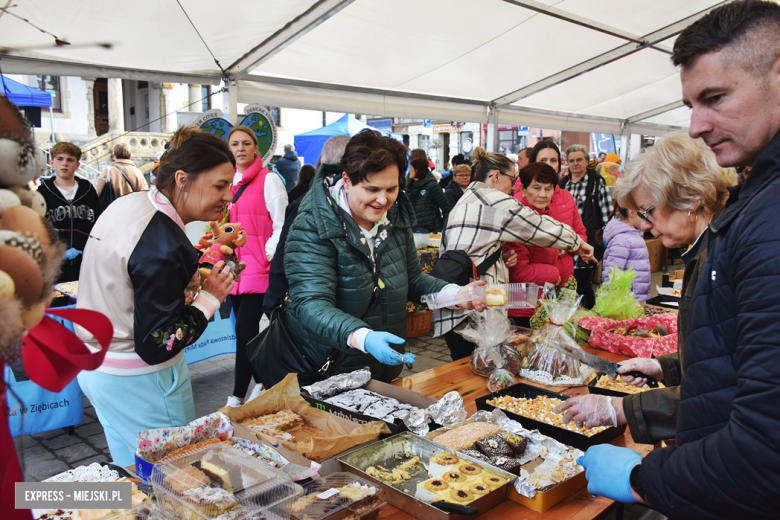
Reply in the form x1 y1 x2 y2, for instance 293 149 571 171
263 106 281 126
201 85 211 112
27 76 61 111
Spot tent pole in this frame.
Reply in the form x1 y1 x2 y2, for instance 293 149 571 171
487 105 500 153
619 122 631 165
49 107 55 144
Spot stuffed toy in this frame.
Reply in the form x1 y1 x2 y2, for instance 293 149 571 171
197 221 247 282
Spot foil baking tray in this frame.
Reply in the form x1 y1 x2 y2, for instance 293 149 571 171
337 432 515 520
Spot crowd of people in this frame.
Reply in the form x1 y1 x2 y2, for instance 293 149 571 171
21 1 780 517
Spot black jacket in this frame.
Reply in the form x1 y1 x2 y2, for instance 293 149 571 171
276 151 301 191
637 129 780 519
287 180 310 205
39 176 103 283
445 180 465 208
405 171 450 233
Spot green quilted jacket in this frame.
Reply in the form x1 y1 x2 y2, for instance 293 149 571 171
284 169 448 382
405 171 450 233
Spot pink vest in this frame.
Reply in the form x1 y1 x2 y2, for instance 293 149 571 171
230 157 273 294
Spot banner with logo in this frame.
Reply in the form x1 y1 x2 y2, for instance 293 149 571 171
6 308 84 437
183 299 237 364
197 106 278 165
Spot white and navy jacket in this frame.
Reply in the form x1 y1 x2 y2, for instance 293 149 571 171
75 188 219 376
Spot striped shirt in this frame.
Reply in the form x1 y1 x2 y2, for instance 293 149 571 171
432 182 584 336
560 171 613 267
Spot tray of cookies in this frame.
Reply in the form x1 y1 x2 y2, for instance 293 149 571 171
271 472 385 520
475 383 626 450
337 432 514 520
149 444 303 520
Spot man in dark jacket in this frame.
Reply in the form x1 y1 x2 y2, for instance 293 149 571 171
579 2 780 518
275 144 301 192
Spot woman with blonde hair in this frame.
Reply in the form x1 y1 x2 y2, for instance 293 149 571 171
225 125 288 407
556 133 737 446
433 146 594 359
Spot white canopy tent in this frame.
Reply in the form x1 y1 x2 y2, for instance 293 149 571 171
0 0 729 152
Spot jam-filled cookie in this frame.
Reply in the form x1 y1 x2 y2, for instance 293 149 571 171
468 483 489 495
449 489 473 503
432 453 459 465
423 478 449 492
481 474 508 488
442 471 466 483
458 464 482 476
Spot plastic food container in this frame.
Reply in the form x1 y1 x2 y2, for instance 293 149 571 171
421 285 479 310
272 472 385 520
150 444 302 520
485 283 539 309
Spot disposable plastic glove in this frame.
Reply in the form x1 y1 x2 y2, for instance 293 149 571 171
555 394 621 428
365 332 415 365
63 248 82 261
618 358 663 386
577 445 642 503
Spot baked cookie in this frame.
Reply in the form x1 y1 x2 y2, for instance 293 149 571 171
432 453 459 466
458 464 482 476
468 483 489 495
481 474 508 488
449 489 474 503
441 471 466 484
423 479 449 492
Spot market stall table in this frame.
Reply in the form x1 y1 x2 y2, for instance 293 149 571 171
379 343 656 520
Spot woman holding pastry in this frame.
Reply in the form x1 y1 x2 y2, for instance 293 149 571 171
555 134 736 444
75 127 236 466
434 146 594 360
284 130 485 383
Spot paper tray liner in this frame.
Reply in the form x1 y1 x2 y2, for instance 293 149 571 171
219 373 386 461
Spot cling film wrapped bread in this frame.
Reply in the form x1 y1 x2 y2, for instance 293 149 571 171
457 308 521 377
520 289 596 387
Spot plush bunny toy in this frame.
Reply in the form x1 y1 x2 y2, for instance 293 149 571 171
197 221 247 282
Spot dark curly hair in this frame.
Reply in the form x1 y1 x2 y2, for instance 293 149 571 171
338 129 409 185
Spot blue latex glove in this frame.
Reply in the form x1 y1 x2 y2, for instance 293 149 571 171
578 445 641 503
364 332 415 365
63 248 82 261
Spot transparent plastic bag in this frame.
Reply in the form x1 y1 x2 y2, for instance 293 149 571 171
458 308 521 377
488 368 517 392
593 267 644 320
520 289 596 386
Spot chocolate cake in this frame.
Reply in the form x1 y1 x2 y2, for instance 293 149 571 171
489 456 522 475
475 435 514 458
498 432 527 457
325 389 419 422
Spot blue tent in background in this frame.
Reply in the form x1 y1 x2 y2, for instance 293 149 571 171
294 114 401 165
1 75 52 107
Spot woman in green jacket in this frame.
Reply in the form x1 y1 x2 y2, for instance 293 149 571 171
406 158 451 233
284 130 483 382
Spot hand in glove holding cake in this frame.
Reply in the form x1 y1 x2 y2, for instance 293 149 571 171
618 358 663 387
577 445 643 503
555 394 625 428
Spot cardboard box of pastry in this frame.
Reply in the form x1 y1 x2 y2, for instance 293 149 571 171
222 374 387 474
427 419 586 513
301 379 439 435
133 412 287 484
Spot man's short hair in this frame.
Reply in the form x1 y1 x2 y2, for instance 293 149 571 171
598 152 607 158
284 143 294 152
672 0 780 77
565 144 589 159
319 135 350 164
518 148 531 159
50 142 82 160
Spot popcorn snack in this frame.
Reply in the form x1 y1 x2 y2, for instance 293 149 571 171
486 395 608 437
595 374 665 394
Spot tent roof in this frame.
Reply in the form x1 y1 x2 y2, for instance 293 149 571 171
297 113 392 137
0 0 728 134
1 75 52 107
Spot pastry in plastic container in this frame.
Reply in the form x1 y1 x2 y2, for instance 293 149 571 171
273 472 384 520
149 444 302 520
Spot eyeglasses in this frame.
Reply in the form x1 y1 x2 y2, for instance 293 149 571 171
637 202 656 223
499 171 517 181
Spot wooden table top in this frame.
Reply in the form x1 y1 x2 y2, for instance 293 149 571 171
380 343 655 520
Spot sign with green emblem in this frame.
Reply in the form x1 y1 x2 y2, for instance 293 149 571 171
196 105 278 164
